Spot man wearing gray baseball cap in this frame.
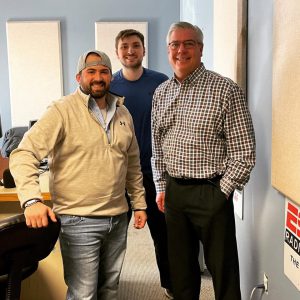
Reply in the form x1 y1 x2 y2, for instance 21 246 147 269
10 50 147 299
77 49 112 74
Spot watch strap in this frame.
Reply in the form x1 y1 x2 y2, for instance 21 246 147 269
23 199 42 209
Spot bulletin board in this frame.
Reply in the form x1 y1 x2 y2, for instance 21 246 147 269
271 0 300 205
95 22 148 74
6 21 63 127
213 0 247 92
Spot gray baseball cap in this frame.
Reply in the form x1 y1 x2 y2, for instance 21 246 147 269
77 50 112 74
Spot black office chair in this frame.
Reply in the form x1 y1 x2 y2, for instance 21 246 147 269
0 213 61 300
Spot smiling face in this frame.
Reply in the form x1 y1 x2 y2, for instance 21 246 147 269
116 35 145 70
167 28 203 82
76 53 112 100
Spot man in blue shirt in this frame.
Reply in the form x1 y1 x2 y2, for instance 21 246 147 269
110 29 173 299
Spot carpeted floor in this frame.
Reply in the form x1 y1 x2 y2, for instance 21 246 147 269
119 220 215 300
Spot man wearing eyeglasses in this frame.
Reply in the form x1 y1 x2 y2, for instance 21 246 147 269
151 21 256 300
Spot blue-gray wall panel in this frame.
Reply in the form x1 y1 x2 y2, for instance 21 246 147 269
0 0 179 133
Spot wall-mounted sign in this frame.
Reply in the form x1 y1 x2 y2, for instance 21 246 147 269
272 0 300 206
6 21 63 127
233 189 243 220
284 198 300 291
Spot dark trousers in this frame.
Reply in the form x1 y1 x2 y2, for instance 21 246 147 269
165 175 241 300
127 173 172 290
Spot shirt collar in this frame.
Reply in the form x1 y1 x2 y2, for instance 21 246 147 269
171 63 206 85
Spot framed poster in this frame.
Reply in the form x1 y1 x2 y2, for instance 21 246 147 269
95 22 148 73
271 0 300 205
6 21 63 127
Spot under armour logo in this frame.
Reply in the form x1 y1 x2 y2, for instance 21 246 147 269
120 121 126 126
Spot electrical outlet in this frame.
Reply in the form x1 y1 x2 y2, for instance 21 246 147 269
264 273 269 294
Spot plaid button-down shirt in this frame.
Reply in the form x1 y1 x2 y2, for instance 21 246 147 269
151 64 256 196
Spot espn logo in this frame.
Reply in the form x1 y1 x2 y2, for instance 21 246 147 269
285 201 300 255
286 202 300 238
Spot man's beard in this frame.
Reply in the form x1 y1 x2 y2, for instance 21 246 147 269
91 89 108 99
83 81 109 99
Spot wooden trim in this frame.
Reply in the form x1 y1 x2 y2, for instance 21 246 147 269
0 172 50 202
0 155 9 179
0 192 51 202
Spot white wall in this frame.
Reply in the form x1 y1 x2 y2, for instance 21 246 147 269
180 0 213 69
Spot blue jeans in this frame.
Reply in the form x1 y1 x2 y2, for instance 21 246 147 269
59 213 128 300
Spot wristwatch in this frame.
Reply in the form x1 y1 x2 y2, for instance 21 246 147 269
23 199 42 209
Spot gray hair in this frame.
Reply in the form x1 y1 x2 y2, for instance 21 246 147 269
166 21 204 44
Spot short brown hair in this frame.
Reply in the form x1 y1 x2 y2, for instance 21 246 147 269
115 29 145 49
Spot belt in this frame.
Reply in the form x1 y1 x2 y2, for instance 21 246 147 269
169 174 222 186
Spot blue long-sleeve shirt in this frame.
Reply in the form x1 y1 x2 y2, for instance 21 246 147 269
110 68 168 174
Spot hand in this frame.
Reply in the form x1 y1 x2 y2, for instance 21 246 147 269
156 192 165 213
133 210 147 229
24 202 57 228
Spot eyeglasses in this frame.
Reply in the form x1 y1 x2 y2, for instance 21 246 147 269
168 40 200 50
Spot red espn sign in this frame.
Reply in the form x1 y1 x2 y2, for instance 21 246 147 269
286 202 300 238
285 201 300 256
